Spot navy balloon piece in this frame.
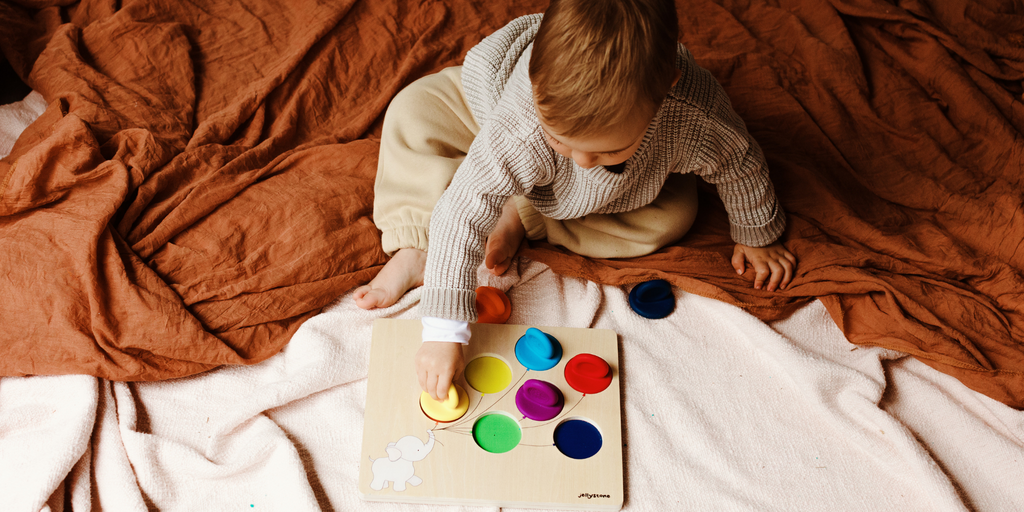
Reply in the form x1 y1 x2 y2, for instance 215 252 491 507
628 279 675 319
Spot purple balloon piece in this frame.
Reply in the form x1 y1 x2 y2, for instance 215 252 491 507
515 379 564 421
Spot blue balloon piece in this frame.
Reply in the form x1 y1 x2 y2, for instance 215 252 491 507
553 419 603 459
628 279 675 319
514 328 562 371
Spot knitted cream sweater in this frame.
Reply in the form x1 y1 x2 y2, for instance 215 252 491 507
420 14 785 322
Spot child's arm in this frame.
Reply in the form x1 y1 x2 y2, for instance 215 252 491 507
414 117 536 399
680 55 794 288
732 242 796 292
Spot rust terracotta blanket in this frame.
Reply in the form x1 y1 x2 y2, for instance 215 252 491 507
0 0 1022 406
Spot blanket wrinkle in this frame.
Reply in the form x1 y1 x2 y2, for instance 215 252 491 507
2 0 514 380
0 375 98 512
527 0 1024 407
2 256 1023 511
712 300 969 512
30 21 192 168
0 0 1022 409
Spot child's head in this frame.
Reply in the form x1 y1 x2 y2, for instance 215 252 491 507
530 0 679 166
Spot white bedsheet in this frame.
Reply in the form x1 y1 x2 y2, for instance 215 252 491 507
1 92 1022 512
0 90 46 159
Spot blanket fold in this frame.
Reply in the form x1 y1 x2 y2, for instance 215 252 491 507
523 0 1024 406
0 0 1022 406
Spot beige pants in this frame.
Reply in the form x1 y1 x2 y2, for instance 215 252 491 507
374 66 698 259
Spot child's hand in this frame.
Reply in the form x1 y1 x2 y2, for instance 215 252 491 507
731 242 797 292
415 341 466 401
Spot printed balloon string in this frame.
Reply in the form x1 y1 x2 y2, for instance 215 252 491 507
522 394 585 429
437 394 484 431
452 369 529 430
476 369 529 416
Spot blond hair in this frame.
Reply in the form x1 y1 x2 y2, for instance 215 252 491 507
529 0 679 137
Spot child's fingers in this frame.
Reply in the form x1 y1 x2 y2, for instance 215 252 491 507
779 257 794 290
435 372 453 402
753 260 771 289
778 270 792 291
452 364 464 387
731 249 747 275
766 260 785 291
784 250 797 266
423 373 439 400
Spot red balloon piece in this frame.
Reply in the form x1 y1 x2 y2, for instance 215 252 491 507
564 354 613 394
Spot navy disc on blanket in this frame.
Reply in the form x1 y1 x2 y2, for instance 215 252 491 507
628 279 675 319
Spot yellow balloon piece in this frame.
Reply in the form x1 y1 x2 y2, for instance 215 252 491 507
465 356 512 394
420 383 470 422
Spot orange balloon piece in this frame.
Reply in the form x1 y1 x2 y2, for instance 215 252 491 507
475 286 511 324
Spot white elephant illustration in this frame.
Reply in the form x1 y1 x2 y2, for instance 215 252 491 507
369 430 435 491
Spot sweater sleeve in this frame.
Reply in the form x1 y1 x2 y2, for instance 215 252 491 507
419 120 538 322
692 89 786 247
462 14 544 125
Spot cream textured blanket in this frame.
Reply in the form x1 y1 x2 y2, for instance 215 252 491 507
0 91 45 158
1 91 1022 511
2 258 1022 511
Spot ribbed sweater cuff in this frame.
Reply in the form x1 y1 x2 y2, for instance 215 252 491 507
419 287 478 323
732 207 787 247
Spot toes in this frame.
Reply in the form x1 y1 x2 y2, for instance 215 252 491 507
484 242 513 275
354 287 388 309
484 238 505 270
489 258 510 276
354 247 426 309
352 286 371 309
484 243 499 270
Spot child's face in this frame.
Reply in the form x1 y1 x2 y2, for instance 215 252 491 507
535 71 681 169
537 105 655 169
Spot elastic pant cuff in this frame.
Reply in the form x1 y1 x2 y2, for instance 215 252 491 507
512 196 546 241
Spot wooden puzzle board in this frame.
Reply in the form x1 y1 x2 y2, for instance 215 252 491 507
359 319 623 511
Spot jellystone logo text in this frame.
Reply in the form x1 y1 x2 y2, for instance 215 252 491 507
579 493 611 499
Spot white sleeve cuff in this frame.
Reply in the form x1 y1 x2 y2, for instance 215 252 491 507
421 317 471 344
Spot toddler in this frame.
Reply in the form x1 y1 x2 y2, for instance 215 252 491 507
355 0 797 400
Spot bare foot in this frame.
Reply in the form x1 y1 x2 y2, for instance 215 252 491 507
354 248 427 309
484 198 526 276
